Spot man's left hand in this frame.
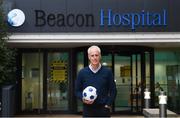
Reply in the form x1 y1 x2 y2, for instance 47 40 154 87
82 98 94 104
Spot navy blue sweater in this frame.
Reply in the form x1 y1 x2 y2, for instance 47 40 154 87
75 66 117 106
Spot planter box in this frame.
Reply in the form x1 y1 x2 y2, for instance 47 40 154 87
1 85 16 117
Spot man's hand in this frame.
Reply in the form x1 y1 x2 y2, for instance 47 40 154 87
82 98 94 104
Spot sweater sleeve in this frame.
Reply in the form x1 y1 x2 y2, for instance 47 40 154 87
106 70 117 106
75 70 83 100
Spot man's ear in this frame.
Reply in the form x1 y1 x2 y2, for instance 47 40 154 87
88 54 90 60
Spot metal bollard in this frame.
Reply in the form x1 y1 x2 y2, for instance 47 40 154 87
144 88 151 108
159 91 167 118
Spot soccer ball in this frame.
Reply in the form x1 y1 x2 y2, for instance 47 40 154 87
82 86 97 101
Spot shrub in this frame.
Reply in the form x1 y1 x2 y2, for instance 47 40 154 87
0 1 16 85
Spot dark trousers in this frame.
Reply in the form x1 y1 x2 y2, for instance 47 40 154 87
83 104 110 117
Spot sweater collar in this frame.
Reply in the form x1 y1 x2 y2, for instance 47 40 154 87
89 64 101 73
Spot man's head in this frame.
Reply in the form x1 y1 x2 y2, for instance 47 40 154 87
87 45 101 67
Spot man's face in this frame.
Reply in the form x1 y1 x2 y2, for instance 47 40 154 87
88 48 101 66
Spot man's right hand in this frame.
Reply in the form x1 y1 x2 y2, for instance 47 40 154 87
82 98 94 104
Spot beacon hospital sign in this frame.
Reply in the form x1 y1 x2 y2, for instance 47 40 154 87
100 9 167 30
34 9 167 31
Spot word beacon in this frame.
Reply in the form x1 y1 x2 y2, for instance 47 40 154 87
100 9 167 30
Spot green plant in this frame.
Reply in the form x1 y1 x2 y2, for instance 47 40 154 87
0 1 16 85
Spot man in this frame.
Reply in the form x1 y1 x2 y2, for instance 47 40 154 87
75 45 117 117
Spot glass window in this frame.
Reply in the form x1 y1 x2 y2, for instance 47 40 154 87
155 50 180 113
21 53 43 111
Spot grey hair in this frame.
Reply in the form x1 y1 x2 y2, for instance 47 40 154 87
87 45 101 55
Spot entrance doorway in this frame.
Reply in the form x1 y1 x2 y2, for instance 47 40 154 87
112 53 145 113
20 50 70 113
76 46 154 114
19 45 154 114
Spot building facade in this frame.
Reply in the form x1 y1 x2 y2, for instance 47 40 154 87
2 0 180 115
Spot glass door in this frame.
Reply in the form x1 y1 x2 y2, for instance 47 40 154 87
114 54 132 112
114 53 145 113
101 52 142 113
47 52 69 111
90 52 146 113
